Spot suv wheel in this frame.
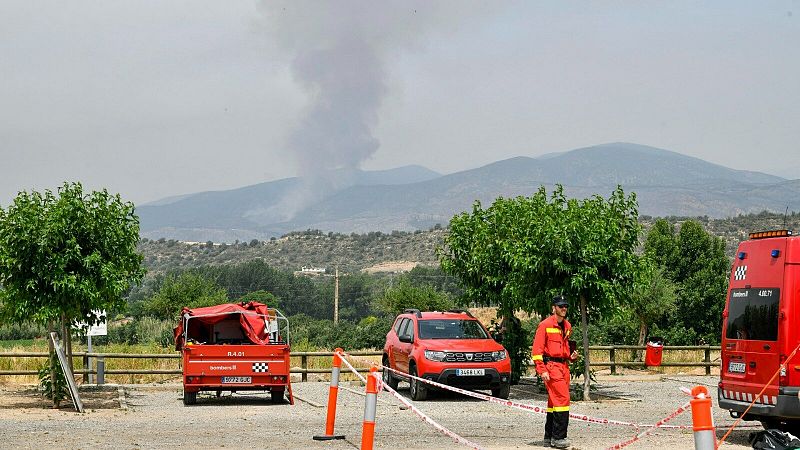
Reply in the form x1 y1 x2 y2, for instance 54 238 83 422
382 356 399 390
492 381 511 399
409 364 428 401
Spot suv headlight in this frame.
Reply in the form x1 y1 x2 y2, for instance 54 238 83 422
492 350 507 361
424 350 446 362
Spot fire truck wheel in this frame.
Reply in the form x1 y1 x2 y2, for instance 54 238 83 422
271 389 285 403
382 356 399 390
409 365 428 401
183 391 197 406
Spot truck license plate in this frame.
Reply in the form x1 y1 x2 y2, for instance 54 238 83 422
456 368 485 376
728 362 746 373
222 376 251 384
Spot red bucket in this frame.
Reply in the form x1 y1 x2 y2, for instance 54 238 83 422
645 337 664 367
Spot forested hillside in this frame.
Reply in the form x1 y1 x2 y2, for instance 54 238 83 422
138 211 800 274
138 228 445 274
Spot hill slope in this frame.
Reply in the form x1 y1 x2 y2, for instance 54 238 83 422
137 143 798 242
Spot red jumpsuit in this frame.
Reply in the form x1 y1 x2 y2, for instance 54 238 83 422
531 314 574 441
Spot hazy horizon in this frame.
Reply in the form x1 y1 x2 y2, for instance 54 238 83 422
2 1 798 206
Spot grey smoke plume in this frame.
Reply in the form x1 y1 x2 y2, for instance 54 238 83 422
257 2 497 221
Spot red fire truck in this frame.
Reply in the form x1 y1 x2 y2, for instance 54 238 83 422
174 301 294 405
718 229 799 430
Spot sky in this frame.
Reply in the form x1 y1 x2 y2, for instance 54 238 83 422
1 1 798 207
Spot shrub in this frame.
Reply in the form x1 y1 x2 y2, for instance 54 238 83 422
38 354 68 407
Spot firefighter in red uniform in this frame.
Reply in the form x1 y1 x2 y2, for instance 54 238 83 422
531 295 578 448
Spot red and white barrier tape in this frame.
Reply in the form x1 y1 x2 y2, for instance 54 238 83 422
338 351 690 430
371 372 486 450
605 400 691 449
336 352 368 384
336 351 485 449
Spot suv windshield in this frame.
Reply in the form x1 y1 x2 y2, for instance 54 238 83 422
726 288 779 341
418 319 488 339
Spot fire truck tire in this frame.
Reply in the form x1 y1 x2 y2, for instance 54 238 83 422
409 365 428 401
271 389 285 403
492 381 511 399
183 391 197 406
382 356 399 390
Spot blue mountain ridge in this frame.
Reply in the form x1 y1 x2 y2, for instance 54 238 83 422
137 143 797 242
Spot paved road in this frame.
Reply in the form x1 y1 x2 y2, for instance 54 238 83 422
0 376 756 449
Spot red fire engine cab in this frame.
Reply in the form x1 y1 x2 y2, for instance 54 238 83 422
718 229 800 430
174 301 294 406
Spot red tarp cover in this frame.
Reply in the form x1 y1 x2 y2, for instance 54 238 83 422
174 302 274 350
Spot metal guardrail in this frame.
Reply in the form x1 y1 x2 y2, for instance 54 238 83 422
0 346 720 381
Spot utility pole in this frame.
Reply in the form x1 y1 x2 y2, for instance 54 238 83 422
334 267 339 325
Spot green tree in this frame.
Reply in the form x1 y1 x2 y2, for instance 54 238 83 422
644 219 729 344
376 278 454 316
440 185 641 399
238 290 280 310
643 219 680 279
141 272 228 320
628 259 677 358
0 182 144 404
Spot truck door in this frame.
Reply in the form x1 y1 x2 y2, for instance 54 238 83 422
723 287 781 399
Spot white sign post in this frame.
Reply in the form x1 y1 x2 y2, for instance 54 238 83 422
78 310 107 384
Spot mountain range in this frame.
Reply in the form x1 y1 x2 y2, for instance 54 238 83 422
137 143 800 242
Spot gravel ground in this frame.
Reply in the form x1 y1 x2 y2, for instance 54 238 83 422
0 376 757 449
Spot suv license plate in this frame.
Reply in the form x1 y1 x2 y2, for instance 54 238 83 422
728 362 746 374
456 368 485 376
222 376 251 384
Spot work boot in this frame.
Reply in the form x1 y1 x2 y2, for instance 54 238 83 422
543 436 551 447
551 438 571 449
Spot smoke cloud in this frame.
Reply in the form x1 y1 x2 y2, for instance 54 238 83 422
256 1 492 221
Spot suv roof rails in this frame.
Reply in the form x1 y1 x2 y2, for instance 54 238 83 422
447 308 474 318
403 308 422 318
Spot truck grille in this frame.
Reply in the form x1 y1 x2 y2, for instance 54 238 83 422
444 352 493 362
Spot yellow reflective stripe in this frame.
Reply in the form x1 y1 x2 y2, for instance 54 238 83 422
546 328 561 334
546 407 554 413
566 329 571 337
552 406 570 412
531 355 543 361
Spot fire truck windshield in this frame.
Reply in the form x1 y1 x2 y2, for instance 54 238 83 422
726 288 780 341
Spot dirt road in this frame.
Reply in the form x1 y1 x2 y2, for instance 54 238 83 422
0 376 756 449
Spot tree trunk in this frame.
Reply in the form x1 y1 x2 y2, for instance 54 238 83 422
47 320 57 407
635 322 647 361
580 293 591 401
65 322 73 375
59 315 74 376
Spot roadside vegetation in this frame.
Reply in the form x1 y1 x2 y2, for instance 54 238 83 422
1 183 797 389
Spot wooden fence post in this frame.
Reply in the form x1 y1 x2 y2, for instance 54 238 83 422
704 346 711 375
302 355 308 382
610 347 616 375
82 354 89 384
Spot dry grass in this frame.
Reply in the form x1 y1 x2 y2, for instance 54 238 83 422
0 340 382 385
1 340 720 386
468 306 537 328
0 341 180 385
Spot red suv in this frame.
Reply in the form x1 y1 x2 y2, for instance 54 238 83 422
382 308 512 400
